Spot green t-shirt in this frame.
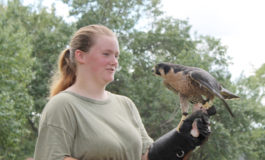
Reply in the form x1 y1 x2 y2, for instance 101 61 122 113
34 91 153 160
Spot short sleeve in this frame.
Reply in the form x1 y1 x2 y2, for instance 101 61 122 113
34 124 74 160
34 94 77 160
125 98 154 154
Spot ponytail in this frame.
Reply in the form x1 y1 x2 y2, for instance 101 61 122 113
49 49 76 97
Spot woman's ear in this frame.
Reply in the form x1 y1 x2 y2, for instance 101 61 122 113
74 50 86 64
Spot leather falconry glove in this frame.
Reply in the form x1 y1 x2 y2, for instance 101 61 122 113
148 106 214 160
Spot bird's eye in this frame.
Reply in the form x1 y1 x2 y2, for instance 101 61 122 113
156 70 161 75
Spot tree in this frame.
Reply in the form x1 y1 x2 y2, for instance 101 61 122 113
0 1 35 159
26 5 73 122
232 63 265 159
62 0 162 33
0 0 73 159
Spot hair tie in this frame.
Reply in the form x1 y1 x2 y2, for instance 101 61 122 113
64 48 71 58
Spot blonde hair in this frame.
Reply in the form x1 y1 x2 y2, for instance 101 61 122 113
49 25 115 97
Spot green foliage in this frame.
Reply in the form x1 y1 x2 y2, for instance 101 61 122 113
63 0 162 33
27 8 74 114
0 1 35 159
0 0 73 159
1 0 264 159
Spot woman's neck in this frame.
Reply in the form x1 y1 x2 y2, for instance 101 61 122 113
66 79 108 101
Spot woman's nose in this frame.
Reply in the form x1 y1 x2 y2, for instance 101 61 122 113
111 55 119 66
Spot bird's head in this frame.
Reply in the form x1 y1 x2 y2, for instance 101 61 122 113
152 62 172 77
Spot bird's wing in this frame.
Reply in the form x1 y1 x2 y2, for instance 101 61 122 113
188 69 223 98
189 69 235 117
221 87 240 99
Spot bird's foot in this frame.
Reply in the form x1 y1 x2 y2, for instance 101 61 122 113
202 101 216 116
176 114 188 131
202 101 213 110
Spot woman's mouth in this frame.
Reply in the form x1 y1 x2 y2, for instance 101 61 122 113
107 68 115 72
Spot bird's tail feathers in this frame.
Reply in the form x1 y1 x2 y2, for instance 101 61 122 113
221 87 240 99
213 90 235 117
220 98 235 117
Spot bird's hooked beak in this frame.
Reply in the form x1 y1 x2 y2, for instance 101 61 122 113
152 65 161 76
151 67 155 73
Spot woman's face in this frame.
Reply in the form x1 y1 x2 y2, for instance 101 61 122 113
82 35 120 86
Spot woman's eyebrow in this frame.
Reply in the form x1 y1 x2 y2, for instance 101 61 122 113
103 49 119 54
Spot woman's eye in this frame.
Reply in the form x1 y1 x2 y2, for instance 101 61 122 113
103 53 109 56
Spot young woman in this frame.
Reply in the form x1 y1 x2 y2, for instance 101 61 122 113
34 24 211 160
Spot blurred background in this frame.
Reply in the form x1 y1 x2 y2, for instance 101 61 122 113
0 0 264 159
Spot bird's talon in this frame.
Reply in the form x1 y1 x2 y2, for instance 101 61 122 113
202 101 213 110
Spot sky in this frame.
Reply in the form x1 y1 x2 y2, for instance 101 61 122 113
23 0 265 81
162 0 265 80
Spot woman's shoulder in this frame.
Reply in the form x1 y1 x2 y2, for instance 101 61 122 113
109 92 139 115
42 91 76 115
47 91 72 104
109 92 134 105
39 92 77 136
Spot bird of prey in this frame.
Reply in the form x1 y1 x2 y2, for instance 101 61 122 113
152 62 239 118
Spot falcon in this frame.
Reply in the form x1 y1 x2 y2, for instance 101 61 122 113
152 62 239 118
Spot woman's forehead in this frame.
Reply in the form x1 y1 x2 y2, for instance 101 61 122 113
91 35 120 53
